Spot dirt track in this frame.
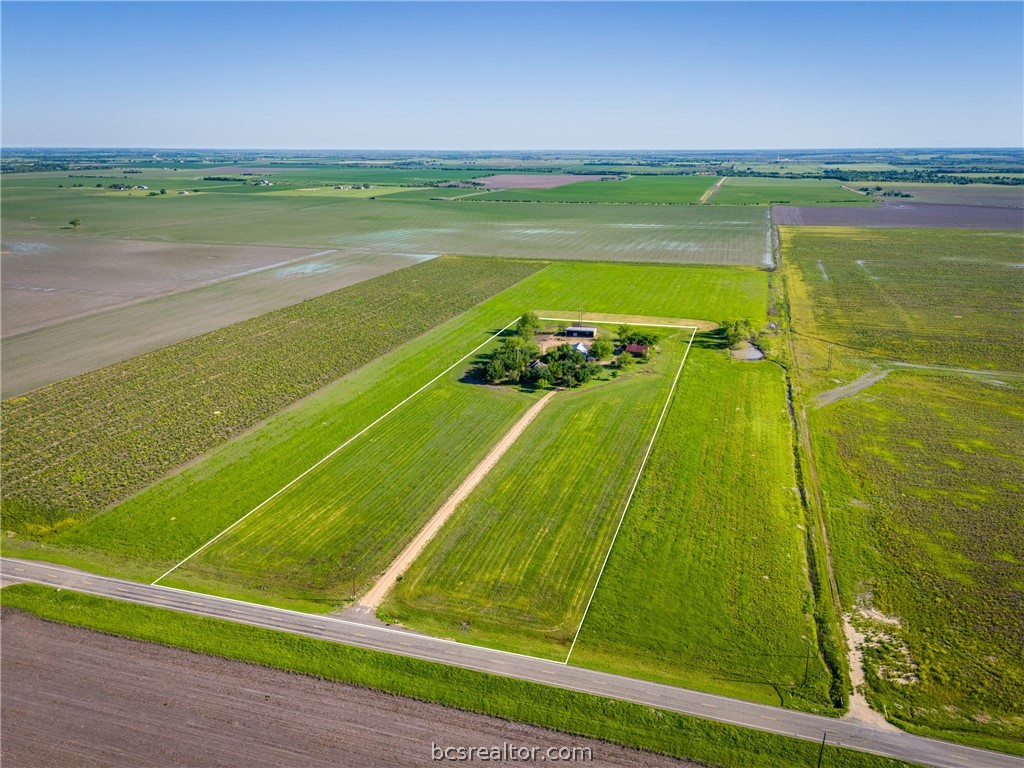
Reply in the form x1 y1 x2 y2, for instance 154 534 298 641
0 609 693 768
358 389 558 609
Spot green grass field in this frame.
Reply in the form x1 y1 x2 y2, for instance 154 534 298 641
781 227 1024 380
1 256 542 531
470 175 719 204
2 175 770 265
783 226 1024 750
712 178 872 206
165 367 538 609
568 344 832 712
382 332 690 659
810 371 1023 752
0 585 913 768
5 262 767 588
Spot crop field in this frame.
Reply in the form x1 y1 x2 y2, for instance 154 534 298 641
2 180 771 265
780 226 1024 376
0 236 330 337
568 345 831 712
783 225 1024 749
0 256 542 535
853 183 1024 208
469 175 719 204
165 367 539 609
773 203 1024 230
2 249 428 398
381 331 691 659
4 261 767 586
710 178 872 206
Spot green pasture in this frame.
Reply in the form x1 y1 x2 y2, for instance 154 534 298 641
469 175 719 204
810 371 1024 752
783 225 1024 749
780 226 1024 381
712 178 871 206
166 368 537 609
1 179 770 265
381 332 689 659
5 261 767 587
569 344 831 712
1 257 542 535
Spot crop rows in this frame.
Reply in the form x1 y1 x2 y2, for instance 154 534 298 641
1 256 543 532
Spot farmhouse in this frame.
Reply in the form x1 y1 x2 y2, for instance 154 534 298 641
625 343 649 356
564 325 597 338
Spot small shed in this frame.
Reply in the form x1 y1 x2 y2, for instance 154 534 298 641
625 343 649 356
572 342 590 356
564 325 597 338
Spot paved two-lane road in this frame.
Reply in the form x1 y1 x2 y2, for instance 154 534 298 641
3 558 1021 768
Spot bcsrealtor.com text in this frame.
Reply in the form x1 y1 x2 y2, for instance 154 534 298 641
432 742 593 762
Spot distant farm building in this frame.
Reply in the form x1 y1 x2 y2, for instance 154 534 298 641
564 325 597 338
625 343 649 356
572 342 590 356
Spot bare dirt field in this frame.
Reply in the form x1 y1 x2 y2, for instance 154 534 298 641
1 250 429 397
476 174 615 189
1 236 332 336
773 202 1024 229
0 609 694 768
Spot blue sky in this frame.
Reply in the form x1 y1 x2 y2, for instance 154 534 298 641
2 2 1022 149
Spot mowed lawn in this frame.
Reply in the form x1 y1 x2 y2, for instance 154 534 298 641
712 178 871 206
470 175 720 204
165 371 538 610
381 332 691 660
568 345 831 712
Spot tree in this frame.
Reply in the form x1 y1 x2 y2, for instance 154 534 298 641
590 338 614 360
159 188 167 195
69 218 81 229
516 311 540 340
722 318 755 348
614 350 635 370
481 336 539 384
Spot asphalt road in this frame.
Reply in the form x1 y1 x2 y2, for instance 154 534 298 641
3 557 1021 768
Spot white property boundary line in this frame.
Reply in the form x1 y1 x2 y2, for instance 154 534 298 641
564 323 698 664
151 316 522 586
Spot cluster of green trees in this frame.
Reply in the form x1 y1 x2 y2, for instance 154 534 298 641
617 324 660 348
480 315 666 387
722 318 756 348
481 311 603 387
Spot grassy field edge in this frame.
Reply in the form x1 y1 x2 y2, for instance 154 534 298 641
0 583 917 768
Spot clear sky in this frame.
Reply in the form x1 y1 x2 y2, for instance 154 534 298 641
2 1 1022 149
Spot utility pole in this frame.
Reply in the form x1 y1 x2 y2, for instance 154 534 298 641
826 344 834 370
578 307 583 325
804 641 812 686
816 732 827 768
